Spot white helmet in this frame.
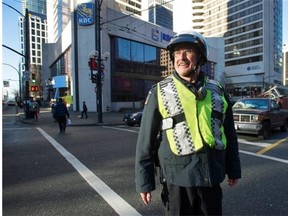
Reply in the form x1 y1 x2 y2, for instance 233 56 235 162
167 30 209 65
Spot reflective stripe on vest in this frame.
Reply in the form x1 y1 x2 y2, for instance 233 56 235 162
198 79 228 150
157 75 228 156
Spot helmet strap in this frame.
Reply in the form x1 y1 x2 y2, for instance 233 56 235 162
188 65 199 78
189 53 202 76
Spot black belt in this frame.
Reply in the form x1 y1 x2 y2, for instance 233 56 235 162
161 113 185 130
161 110 224 130
212 110 224 123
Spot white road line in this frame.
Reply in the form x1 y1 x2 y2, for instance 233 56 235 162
3 127 32 130
240 150 288 164
103 126 139 133
237 138 270 147
103 127 269 148
103 126 288 164
36 127 141 216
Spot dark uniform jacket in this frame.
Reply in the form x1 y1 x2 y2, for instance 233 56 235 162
135 71 241 193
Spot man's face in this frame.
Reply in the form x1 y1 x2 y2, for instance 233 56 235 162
173 43 199 78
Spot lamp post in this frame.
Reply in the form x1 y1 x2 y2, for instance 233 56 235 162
24 8 30 118
95 0 104 123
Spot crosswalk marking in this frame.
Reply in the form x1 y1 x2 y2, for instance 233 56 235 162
37 127 142 216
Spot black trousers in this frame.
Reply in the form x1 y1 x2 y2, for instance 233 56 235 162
57 116 67 132
163 183 222 216
81 110 87 118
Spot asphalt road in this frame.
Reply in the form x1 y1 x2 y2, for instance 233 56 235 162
3 106 288 215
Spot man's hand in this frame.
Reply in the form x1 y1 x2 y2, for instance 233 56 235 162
140 192 152 205
228 178 239 187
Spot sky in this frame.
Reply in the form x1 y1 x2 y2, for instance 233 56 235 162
1 0 288 100
2 0 23 100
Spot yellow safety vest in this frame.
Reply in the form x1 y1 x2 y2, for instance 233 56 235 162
157 75 228 156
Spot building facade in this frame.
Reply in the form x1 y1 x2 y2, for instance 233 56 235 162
21 0 284 107
20 0 48 100
144 0 173 30
283 43 288 86
184 0 283 97
42 0 224 112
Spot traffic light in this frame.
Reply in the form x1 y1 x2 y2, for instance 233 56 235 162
30 86 39 92
88 57 97 70
31 73 36 83
91 71 97 83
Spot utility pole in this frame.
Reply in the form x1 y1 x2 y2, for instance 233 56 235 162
95 0 103 123
24 8 30 118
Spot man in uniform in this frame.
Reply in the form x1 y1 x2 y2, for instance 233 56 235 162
135 30 241 215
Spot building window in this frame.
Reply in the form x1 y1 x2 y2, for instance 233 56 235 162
111 37 167 102
225 55 263 66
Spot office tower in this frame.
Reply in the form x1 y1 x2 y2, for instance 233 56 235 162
22 0 47 16
46 0 71 43
113 0 142 17
146 0 173 30
283 43 288 86
113 0 173 30
199 0 282 96
20 0 48 98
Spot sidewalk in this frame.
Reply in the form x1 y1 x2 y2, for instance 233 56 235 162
18 107 126 126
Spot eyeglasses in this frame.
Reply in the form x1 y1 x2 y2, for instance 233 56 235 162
172 49 195 58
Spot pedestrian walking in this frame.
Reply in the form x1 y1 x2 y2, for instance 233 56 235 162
81 101 88 118
53 98 70 133
135 30 241 215
30 99 39 121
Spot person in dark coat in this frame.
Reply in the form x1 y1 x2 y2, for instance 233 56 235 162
53 98 70 133
135 30 241 215
81 101 88 118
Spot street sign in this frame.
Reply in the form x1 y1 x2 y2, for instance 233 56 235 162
24 70 30 77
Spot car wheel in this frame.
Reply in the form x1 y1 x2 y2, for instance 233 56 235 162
280 120 288 132
262 122 271 140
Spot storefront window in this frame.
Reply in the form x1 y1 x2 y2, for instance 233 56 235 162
117 38 130 60
131 41 144 62
145 45 156 63
112 37 166 102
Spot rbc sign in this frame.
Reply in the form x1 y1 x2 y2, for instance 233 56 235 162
152 29 173 42
77 3 94 26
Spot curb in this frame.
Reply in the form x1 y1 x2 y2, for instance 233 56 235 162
17 113 126 127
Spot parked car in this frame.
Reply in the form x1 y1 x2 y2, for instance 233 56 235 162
123 110 143 126
6 100 17 106
232 98 288 139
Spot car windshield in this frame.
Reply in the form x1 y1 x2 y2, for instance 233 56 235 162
233 99 269 110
